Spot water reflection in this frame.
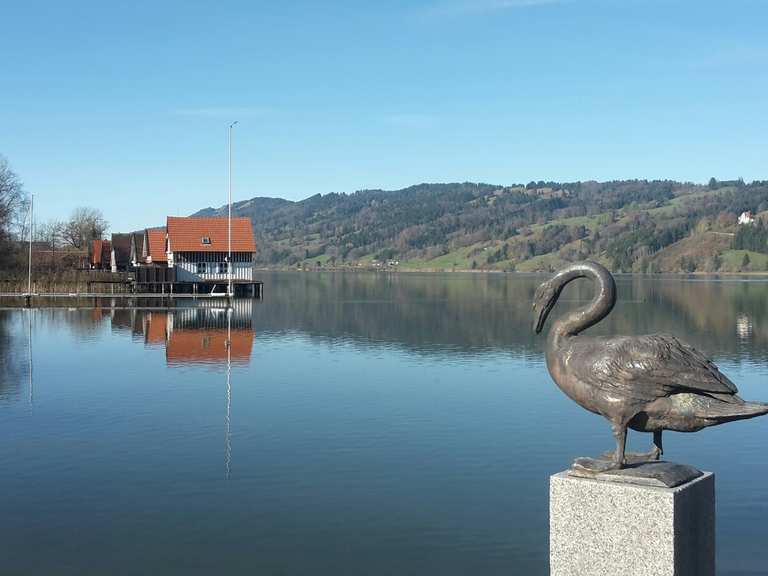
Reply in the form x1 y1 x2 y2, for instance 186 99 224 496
109 300 255 366
111 301 254 479
27 309 32 404
7 273 766 366
0 275 766 576
736 314 753 342
0 311 24 401
225 317 232 481
252 272 768 363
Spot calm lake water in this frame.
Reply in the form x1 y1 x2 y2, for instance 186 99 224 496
1 272 767 575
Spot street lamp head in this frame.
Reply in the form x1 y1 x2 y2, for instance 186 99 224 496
230 120 239 128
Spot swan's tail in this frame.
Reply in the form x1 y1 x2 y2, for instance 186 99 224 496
700 397 768 424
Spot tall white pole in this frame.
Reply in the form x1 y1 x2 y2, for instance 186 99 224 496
228 121 238 298
27 194 34 296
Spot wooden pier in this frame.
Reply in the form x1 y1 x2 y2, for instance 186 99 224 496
0 280 263 307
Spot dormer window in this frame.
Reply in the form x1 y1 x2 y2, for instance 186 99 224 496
201 236 211 245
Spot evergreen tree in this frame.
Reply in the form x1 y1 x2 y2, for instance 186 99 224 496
741 253 751 271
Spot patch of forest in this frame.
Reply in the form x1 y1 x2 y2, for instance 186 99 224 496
195 179 768 273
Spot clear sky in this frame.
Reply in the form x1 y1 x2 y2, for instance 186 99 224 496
1 0 766 233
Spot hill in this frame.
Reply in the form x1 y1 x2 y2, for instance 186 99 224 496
193 179 768 273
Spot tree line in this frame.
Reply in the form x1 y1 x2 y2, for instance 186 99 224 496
0 155 109 275
196 178 768 272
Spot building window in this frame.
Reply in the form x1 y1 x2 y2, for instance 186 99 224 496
196 262 207 275
201 236 211 245
218 261 228 274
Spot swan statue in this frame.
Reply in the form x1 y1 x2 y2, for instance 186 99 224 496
533 261 768 471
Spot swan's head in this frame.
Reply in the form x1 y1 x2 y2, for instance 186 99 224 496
533 279 558 334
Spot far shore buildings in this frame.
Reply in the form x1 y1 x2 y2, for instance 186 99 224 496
738 211 756 225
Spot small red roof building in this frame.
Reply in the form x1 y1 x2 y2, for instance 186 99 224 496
145 228 168 263
90 239 112 268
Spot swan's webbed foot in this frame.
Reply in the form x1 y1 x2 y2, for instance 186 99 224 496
605 447 661 464
629 445 662 462
571 422 631 474
599 430 663 464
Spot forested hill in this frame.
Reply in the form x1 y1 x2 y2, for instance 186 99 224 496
193 180 768 273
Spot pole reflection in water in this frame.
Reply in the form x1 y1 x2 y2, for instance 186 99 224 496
117 300 255 479
225 308 232 480
27 308 33 405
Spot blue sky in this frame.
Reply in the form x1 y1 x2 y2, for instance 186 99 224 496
1 0 766 232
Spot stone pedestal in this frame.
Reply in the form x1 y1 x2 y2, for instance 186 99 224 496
550 470 714 576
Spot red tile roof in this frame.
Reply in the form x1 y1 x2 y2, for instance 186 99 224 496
90 239 111 266
146 228 167 263
167 216 256 253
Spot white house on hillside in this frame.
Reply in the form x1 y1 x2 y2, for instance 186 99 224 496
738 211 756 225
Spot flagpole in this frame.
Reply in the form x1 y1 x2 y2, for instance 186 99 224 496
27 194 34 296
228 121 238 299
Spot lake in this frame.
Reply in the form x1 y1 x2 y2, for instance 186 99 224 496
1 272 767 575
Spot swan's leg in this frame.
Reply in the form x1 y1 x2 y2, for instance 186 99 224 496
625 429 664 462
610 423 627 470
651 429 663 460
572 422 628 473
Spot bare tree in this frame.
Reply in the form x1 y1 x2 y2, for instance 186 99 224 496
61 207 109 249
36 219 65 248
0 156 28 268
36 219 65 269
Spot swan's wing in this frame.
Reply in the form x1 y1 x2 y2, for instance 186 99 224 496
571 334 737 403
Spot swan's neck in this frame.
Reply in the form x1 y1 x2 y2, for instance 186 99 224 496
549 264 616 347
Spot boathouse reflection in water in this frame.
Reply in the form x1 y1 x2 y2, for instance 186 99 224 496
136 300 255 366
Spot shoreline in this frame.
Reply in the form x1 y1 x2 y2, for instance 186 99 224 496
1 268 766 303
254 266 768 278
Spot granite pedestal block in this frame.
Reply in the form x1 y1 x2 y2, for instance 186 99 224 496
550 470 714 576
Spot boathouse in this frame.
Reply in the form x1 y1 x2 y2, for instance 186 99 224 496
166 216 256 286
131 216 260 296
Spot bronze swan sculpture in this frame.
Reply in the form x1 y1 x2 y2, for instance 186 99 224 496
533 261 768 471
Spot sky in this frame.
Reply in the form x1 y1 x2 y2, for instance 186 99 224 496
1 0 766 233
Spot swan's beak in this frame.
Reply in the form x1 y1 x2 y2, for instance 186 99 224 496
533 289 555 334
534 305 546 334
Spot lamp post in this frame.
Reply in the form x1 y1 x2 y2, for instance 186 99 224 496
228 121 238 299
